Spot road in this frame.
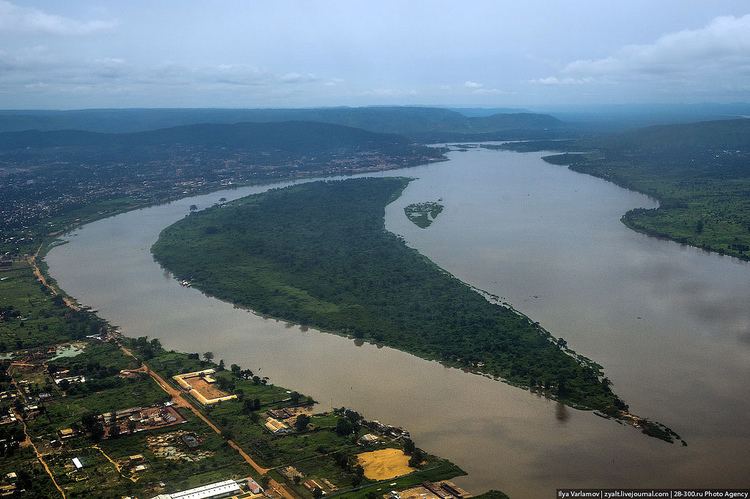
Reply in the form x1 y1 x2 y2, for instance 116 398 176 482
30 253 296 499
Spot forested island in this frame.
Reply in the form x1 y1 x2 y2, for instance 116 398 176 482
151 177 679 442
404 201 444 228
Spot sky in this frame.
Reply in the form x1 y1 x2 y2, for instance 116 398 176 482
1 0 750 109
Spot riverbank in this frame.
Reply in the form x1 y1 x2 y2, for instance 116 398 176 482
0 251 468 497
150 177 682 443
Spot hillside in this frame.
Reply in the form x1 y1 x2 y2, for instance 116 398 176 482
0 121 443 246
0 120 416 156
0 106 565 141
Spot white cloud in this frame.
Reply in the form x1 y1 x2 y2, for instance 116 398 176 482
280 72 318 84
0 1 116 35
530 76 593 85
464 80 483 89
534 14 750 85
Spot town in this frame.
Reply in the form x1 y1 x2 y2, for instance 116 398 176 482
0 255 481 498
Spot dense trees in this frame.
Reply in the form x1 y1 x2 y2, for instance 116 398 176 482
152 178 623 412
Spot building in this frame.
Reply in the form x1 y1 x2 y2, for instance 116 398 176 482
151 479 242 499
58 428 76 440
264 417 291 435
358 433 380 445
181 433 201 450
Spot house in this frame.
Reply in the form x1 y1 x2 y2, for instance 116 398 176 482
72 457 83 470
150 479 241 499
181 433 200 450
58 428 76 440
358 433 380 445
264 417 291 435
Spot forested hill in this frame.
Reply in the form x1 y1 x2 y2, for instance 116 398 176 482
0 120 415 156
595 118 750 158
0 107 565 141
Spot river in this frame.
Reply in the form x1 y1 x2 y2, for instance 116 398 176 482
45 147 750 497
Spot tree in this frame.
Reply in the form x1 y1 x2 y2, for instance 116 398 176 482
351 464 365 486
127 419 137 434
335 417 354 436
408 448 425 468
217 359 225 371
189 204 198 212
230 364 241 376
294 414 310 432
203 352 214 363
290 391 301 404
403 438 415 455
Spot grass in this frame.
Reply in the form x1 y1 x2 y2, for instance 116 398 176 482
0 261 84 352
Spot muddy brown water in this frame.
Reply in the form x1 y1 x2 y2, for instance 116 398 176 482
46 148 750 497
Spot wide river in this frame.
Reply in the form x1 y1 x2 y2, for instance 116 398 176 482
46 147 750 497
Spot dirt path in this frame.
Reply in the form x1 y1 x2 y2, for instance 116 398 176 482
27 253 79 311
118 346 297 499
18 413 66 498
30 251 296 499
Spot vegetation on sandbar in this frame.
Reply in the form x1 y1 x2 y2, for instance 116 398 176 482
404 200 444 228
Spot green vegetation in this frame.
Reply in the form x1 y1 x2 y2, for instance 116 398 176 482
152 177 625 413
125 341 465 496
511 119 750 261
404 201 444 228
0 261 108 352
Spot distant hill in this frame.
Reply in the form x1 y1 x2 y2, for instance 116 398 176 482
0 106 565 141
0 120 412 154
595 118 750 157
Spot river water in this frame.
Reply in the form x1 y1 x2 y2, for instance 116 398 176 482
45 148 750 497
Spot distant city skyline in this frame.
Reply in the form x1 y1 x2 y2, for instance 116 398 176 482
1 0 749 109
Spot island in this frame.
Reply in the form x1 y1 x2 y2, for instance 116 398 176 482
151 177 678 443
404 201 444 228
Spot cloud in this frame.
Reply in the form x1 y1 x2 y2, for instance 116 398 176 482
0 1 116 35
0 48 329 96
530 76 593 85
534 14 750 85
360 88 418 97
472 87 507 95
279 72 318 84
464 80 483 89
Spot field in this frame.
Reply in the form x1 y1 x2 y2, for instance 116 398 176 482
357 448 414 480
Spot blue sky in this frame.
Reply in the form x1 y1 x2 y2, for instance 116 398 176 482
1 0 749 108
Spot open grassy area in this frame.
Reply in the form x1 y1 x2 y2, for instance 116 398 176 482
0 260 105 352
